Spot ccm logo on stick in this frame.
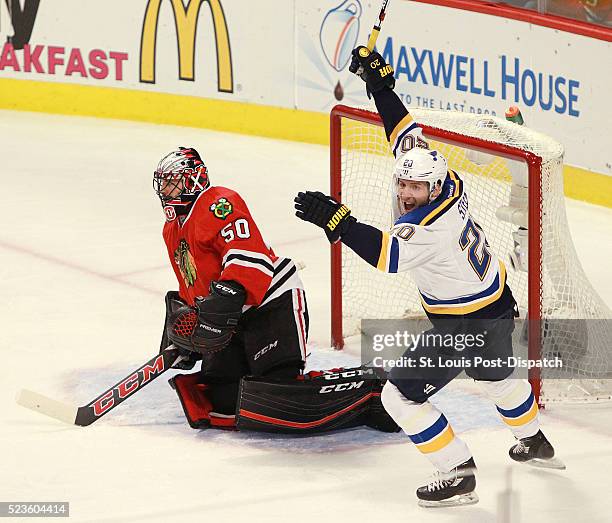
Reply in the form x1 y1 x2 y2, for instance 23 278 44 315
90 355 166 416
319 381 365 393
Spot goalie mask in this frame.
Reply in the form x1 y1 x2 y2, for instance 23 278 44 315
153 147 210 220
391 148 448 221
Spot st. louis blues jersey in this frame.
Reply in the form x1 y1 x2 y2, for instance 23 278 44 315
340 90 510 317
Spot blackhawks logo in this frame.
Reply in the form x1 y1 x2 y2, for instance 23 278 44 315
174 239 197 287
210 197 233 220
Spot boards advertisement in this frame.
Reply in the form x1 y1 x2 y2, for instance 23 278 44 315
0 0 609 176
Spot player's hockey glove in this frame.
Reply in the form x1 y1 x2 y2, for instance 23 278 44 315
294 191 356 243
160 291 202 370
192 280 246 353
349 46 395 97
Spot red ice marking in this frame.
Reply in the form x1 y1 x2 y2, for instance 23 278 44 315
0 239 161 296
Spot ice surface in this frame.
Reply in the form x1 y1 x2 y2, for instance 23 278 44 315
1 111 611 522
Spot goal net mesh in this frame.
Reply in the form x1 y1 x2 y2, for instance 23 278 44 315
333 106 612 404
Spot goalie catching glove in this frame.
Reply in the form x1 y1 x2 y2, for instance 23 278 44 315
294 191 355 243
166 280 246 356
349 46 395 96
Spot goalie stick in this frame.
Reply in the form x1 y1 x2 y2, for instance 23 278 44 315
16 347 183 426
16 264 307 426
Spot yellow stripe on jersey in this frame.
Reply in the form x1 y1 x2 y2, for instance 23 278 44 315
415 425 455 454
390 114 415 147
418 170 462 226
420 262 507 315
377 232 391 271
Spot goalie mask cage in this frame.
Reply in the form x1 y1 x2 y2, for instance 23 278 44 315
330 105 612 405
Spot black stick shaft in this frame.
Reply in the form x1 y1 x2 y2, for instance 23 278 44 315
74 348 181 426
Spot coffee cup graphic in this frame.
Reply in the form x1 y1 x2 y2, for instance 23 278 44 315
320 0 362 72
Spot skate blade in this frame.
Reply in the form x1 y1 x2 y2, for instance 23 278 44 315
526 457 566 470
418 492 479 508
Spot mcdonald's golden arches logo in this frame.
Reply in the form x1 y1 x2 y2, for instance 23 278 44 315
140 0 233 93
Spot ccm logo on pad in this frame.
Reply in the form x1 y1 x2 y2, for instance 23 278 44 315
319 381 365 393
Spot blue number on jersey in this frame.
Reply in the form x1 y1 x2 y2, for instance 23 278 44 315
459 218 491 281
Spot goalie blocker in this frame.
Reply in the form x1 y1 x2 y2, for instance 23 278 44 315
170 366 400 434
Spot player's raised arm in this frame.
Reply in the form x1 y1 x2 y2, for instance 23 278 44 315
294 191 437 273
349 46 428 158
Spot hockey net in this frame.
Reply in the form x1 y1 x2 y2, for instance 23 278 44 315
330 105 612 405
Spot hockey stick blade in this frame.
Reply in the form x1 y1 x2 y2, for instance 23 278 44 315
16 389 79 425
16 347 182 427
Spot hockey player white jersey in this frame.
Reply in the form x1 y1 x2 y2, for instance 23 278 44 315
376 114 507 315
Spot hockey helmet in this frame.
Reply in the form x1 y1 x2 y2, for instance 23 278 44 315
391 147 448 220
153 147 210 211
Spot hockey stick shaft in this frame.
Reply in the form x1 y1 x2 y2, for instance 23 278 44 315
366 0 392 51
16 347 182 426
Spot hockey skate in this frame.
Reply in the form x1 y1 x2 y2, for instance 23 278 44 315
417 458 479 508
509 430 566 470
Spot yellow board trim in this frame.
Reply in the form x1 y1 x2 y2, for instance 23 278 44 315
1 79 610 208
389 113 415 146
416 425 455 454
0 78 328 145
420 261 507 315
501 400 539 427
377 232 390 271
564 165 612 208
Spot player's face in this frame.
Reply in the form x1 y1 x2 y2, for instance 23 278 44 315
158 175 184 201
397 179 430 213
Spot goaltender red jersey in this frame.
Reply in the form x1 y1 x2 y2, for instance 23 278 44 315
163 186 301 308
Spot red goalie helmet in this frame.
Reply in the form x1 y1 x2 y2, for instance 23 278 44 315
153 147 210 208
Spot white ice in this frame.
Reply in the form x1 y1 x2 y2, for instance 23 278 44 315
1 111 612 522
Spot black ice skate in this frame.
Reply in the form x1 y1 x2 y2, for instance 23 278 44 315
417 458 478 508
509 430 566 470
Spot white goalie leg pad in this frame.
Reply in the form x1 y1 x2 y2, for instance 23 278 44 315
381 382 472 472
479 378 540 439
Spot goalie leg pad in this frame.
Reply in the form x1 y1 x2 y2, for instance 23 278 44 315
236 367 399 434
169 373 236 430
